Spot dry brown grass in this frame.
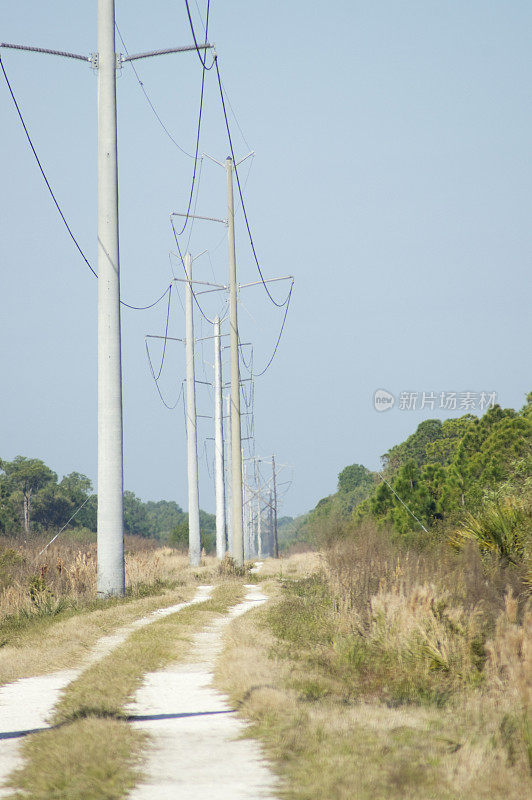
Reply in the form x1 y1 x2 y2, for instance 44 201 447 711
253 552 321 578
217 585 532 799
0 536 225 686
214 538 532 800
6 582 246 800
0 537 199 623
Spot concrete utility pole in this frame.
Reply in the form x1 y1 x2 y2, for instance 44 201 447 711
272 454 279 558
1 19 215 597
225 393 233 556
257 484 262 558
185 252 201 566
242 461 250 561
97 0 124 596
213 316 226 559
268 489 274 558
226 156 244 566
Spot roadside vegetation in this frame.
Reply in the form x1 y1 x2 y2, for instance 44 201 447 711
219 533 530 799
0 455 218 549
218 394 532 799
0 534 244 687
5 581 246 800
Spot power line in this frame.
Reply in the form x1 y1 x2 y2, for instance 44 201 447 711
172 59 207 236
253 280 294 377
170 0 211 241
148 284 173 381
37 495 92 556
185 154 204 250
184 0 215 71
0 53 97 278
1 52 175 314
145 334 185 410
218 73 252 152
115 24 194 159
120 283 172 311
171 219 218 325
378 473 429 533
214 56 292 309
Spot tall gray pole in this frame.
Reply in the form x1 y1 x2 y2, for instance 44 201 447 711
225 392 233 556
257 484 262 558
242 461 250 561
226 157 244 566
97 0 124 596
272 454 279 558
214 317 226 559
268 490 274 558
185 252 201 566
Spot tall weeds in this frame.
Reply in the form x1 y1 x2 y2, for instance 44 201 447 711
0 536 189 629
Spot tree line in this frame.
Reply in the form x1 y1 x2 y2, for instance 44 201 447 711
0 456 216 550
290 393 532 555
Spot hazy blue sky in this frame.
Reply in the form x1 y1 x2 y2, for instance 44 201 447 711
1 1 531 517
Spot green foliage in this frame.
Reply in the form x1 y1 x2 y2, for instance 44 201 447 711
144 499 185 539
306 393 532 548
382 418 446 473
0 455 216 549
123 491 150 537
337 463 374 494
169 520 189 550
450 496 532 566
168 511 217 554
0 456 57 533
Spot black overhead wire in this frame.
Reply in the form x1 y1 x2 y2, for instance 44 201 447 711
121 283 172 311
214 55 292 309
144 285 186 410
173 0 210 237
0 53 97 279
1 52 173 313
173 68 207 236
171 219 219 325
238 338 253 374
253 280 294 376
146 366 185 411
184 0 215 71
147 284 173 381
115 24 194 159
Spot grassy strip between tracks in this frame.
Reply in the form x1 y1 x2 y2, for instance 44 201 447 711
5 580 246 800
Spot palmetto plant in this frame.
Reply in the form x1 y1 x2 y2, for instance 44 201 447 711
451 496 531 566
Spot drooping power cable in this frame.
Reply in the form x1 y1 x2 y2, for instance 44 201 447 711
0 53 97 278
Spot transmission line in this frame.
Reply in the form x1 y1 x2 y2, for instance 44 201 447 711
115 24 194 159
0 53 97 278
214 56 292 309
2 53 177 315
184 0 215 70
171 219 219 325
253 280 294 376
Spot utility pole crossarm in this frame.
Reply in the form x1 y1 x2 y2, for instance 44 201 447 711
0 40 214 66
123 43 213 62
0 42 90 62
171 212 227 225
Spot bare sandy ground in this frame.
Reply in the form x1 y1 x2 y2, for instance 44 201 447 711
0 585 213 798
126 584 278 800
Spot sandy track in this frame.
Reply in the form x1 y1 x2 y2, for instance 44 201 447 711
127 584 278 800
0 585 213 797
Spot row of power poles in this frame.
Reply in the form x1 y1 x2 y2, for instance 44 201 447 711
179 244 285 566
3 1 289 592
2 0 216 594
